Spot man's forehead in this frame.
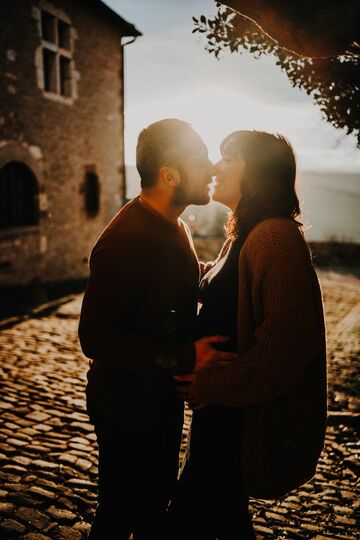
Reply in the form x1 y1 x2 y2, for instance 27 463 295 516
186 134 208 156
166 129 208 161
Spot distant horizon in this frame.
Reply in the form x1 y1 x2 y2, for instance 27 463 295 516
124 165 360 243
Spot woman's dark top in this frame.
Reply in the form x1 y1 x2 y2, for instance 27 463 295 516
187 238 245 473
196 239 241 351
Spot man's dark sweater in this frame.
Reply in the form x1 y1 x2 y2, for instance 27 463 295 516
78 196 199 428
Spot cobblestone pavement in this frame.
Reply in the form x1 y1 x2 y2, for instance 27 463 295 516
0 269 359 539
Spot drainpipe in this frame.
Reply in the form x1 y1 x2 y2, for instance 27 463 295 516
120 36 138 207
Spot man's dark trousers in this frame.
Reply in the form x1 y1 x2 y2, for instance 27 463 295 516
87 404 183 540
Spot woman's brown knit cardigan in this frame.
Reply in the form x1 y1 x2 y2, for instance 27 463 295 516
193 218 327 499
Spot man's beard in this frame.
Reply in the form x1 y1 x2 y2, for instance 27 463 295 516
172 169 210 207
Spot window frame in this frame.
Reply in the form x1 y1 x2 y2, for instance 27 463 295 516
83 171 101 218
40 8 74 99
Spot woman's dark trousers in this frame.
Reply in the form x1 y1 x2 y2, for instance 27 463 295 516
167 405 256 540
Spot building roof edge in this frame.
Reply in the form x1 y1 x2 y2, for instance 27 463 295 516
90 0 142 37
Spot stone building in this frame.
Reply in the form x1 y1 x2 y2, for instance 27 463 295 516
0 0 140 312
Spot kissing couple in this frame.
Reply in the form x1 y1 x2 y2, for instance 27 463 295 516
78 118 327 539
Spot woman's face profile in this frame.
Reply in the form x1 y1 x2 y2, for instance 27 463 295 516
212 152 245 211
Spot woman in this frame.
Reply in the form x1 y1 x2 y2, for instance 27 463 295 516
168 130 327 539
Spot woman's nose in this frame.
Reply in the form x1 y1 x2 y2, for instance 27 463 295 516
207 160 217 176
213 160 222 173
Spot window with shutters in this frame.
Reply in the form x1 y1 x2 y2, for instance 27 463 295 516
84 172 100 218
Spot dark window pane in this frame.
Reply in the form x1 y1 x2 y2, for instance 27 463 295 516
43 48 57 93
84 172 100 218
60 56 72 97
0 162 39 229
41 11 56 43
58 19 71 49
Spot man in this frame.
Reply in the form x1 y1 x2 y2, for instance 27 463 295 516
78 118 214 539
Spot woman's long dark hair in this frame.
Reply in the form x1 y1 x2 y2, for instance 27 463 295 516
221 130 302 244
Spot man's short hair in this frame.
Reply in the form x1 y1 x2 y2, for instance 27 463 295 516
136 118 196 189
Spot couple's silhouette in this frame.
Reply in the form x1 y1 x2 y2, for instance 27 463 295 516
78 118 327 539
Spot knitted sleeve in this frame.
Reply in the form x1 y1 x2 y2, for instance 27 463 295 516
192 221 325 406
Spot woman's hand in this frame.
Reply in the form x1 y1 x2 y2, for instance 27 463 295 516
174 336 238 408
173 374 205 410
194 335 239 373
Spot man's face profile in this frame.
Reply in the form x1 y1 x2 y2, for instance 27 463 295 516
172 135 213 207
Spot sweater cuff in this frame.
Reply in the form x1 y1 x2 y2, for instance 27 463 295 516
191 366 221 404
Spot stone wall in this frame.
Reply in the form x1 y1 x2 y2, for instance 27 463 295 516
0 0 128 289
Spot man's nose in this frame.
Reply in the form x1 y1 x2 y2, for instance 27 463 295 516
208 161 217 176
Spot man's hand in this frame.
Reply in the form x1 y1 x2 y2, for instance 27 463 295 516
194 335 239 373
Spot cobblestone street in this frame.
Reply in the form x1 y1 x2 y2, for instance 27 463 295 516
0 269 359 540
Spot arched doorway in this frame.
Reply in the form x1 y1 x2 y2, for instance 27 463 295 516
0 161 40 229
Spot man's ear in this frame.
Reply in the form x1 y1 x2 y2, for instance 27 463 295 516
159 166 181 187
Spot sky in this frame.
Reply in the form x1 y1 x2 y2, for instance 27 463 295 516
105 0 360 174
